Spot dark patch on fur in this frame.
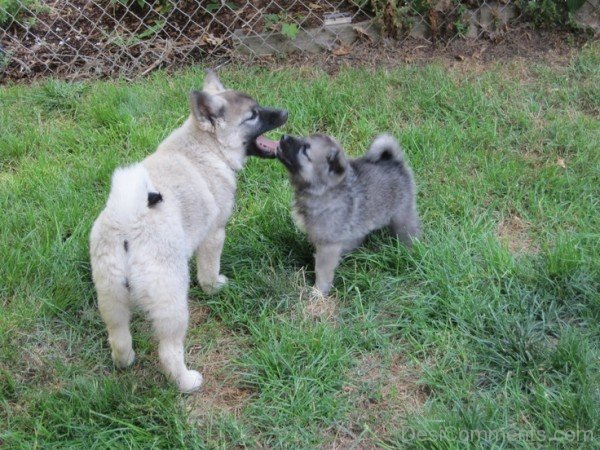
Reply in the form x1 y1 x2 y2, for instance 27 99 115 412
327 151 346 175
148 192 163 207
123 240 129 252
124 278 130 291
380 150 392 161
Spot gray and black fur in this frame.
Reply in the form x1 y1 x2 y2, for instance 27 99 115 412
277 133 421 294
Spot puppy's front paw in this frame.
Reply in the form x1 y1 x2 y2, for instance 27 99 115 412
309 285 327 300
314 282 331 296
200 274 229 294
112 349 135 368
177 370 203 393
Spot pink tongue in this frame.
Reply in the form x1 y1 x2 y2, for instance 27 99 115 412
255 135 279 153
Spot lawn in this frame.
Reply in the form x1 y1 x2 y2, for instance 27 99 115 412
1 44 599 448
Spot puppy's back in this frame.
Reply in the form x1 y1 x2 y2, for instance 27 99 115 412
351 135 417 228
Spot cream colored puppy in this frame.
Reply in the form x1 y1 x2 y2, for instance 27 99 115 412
90 72 287 392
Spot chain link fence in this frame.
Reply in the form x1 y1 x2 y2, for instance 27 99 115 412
0 0 597 82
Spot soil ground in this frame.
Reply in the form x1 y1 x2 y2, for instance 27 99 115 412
0 0 593 83
259 25 590 74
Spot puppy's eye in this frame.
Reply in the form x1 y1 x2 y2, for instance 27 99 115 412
301 145 311 161
246 109 258 122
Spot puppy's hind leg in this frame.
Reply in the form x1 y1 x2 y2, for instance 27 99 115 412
197 226 228 294
390 207 421 248
145 276 203 393
98 285 135 368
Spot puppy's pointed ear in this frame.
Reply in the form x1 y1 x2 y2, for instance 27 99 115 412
327 147 347 176
203 70 226 94
190 90 225 128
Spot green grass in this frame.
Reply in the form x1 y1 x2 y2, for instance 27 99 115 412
1 43 599 448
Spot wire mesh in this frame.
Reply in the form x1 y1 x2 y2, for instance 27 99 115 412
0 0 594 81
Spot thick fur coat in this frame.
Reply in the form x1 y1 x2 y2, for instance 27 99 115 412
90 72 287 392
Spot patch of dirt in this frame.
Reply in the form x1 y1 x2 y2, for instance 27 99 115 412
10 338 62 386
325 352 430 448
5 320 86 389
301 287 339 322
497 214 538 255
185 306 253 419
356 353 428 419
278 268 340 323
263 25 587 76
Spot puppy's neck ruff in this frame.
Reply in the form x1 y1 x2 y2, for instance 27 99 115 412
184 118 245 172
293 165 355 198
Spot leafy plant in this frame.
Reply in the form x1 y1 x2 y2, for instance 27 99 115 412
281 22 299 40
0 0 32 28
453 3 470 38
206 2 220 13
566 0 587 10
136 20 164 39
206 1 236 13
516 0 587 28
264 13 281 28
263 12 300 40
352 0 589 38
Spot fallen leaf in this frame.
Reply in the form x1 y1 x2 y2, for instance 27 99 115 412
353 25 372 42
332 45 351 56
308 2 324 10
455 54 465 61
201 33 224 47
557 158 567 169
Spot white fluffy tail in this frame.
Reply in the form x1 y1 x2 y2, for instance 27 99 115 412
365 134 404 163
105 164 157 225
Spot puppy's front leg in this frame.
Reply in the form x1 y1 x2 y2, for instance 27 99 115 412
314 243 343 295
197 227 228 294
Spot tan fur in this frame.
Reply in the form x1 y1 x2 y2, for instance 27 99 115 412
90 72 287 392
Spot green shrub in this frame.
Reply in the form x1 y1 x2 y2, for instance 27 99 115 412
354 0 588 38
0 0 32 28
516 0 587 28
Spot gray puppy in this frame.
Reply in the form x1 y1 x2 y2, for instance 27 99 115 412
276 133 421 294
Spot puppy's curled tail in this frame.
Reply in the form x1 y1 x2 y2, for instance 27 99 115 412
365 134 404 163
105 163 161 226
